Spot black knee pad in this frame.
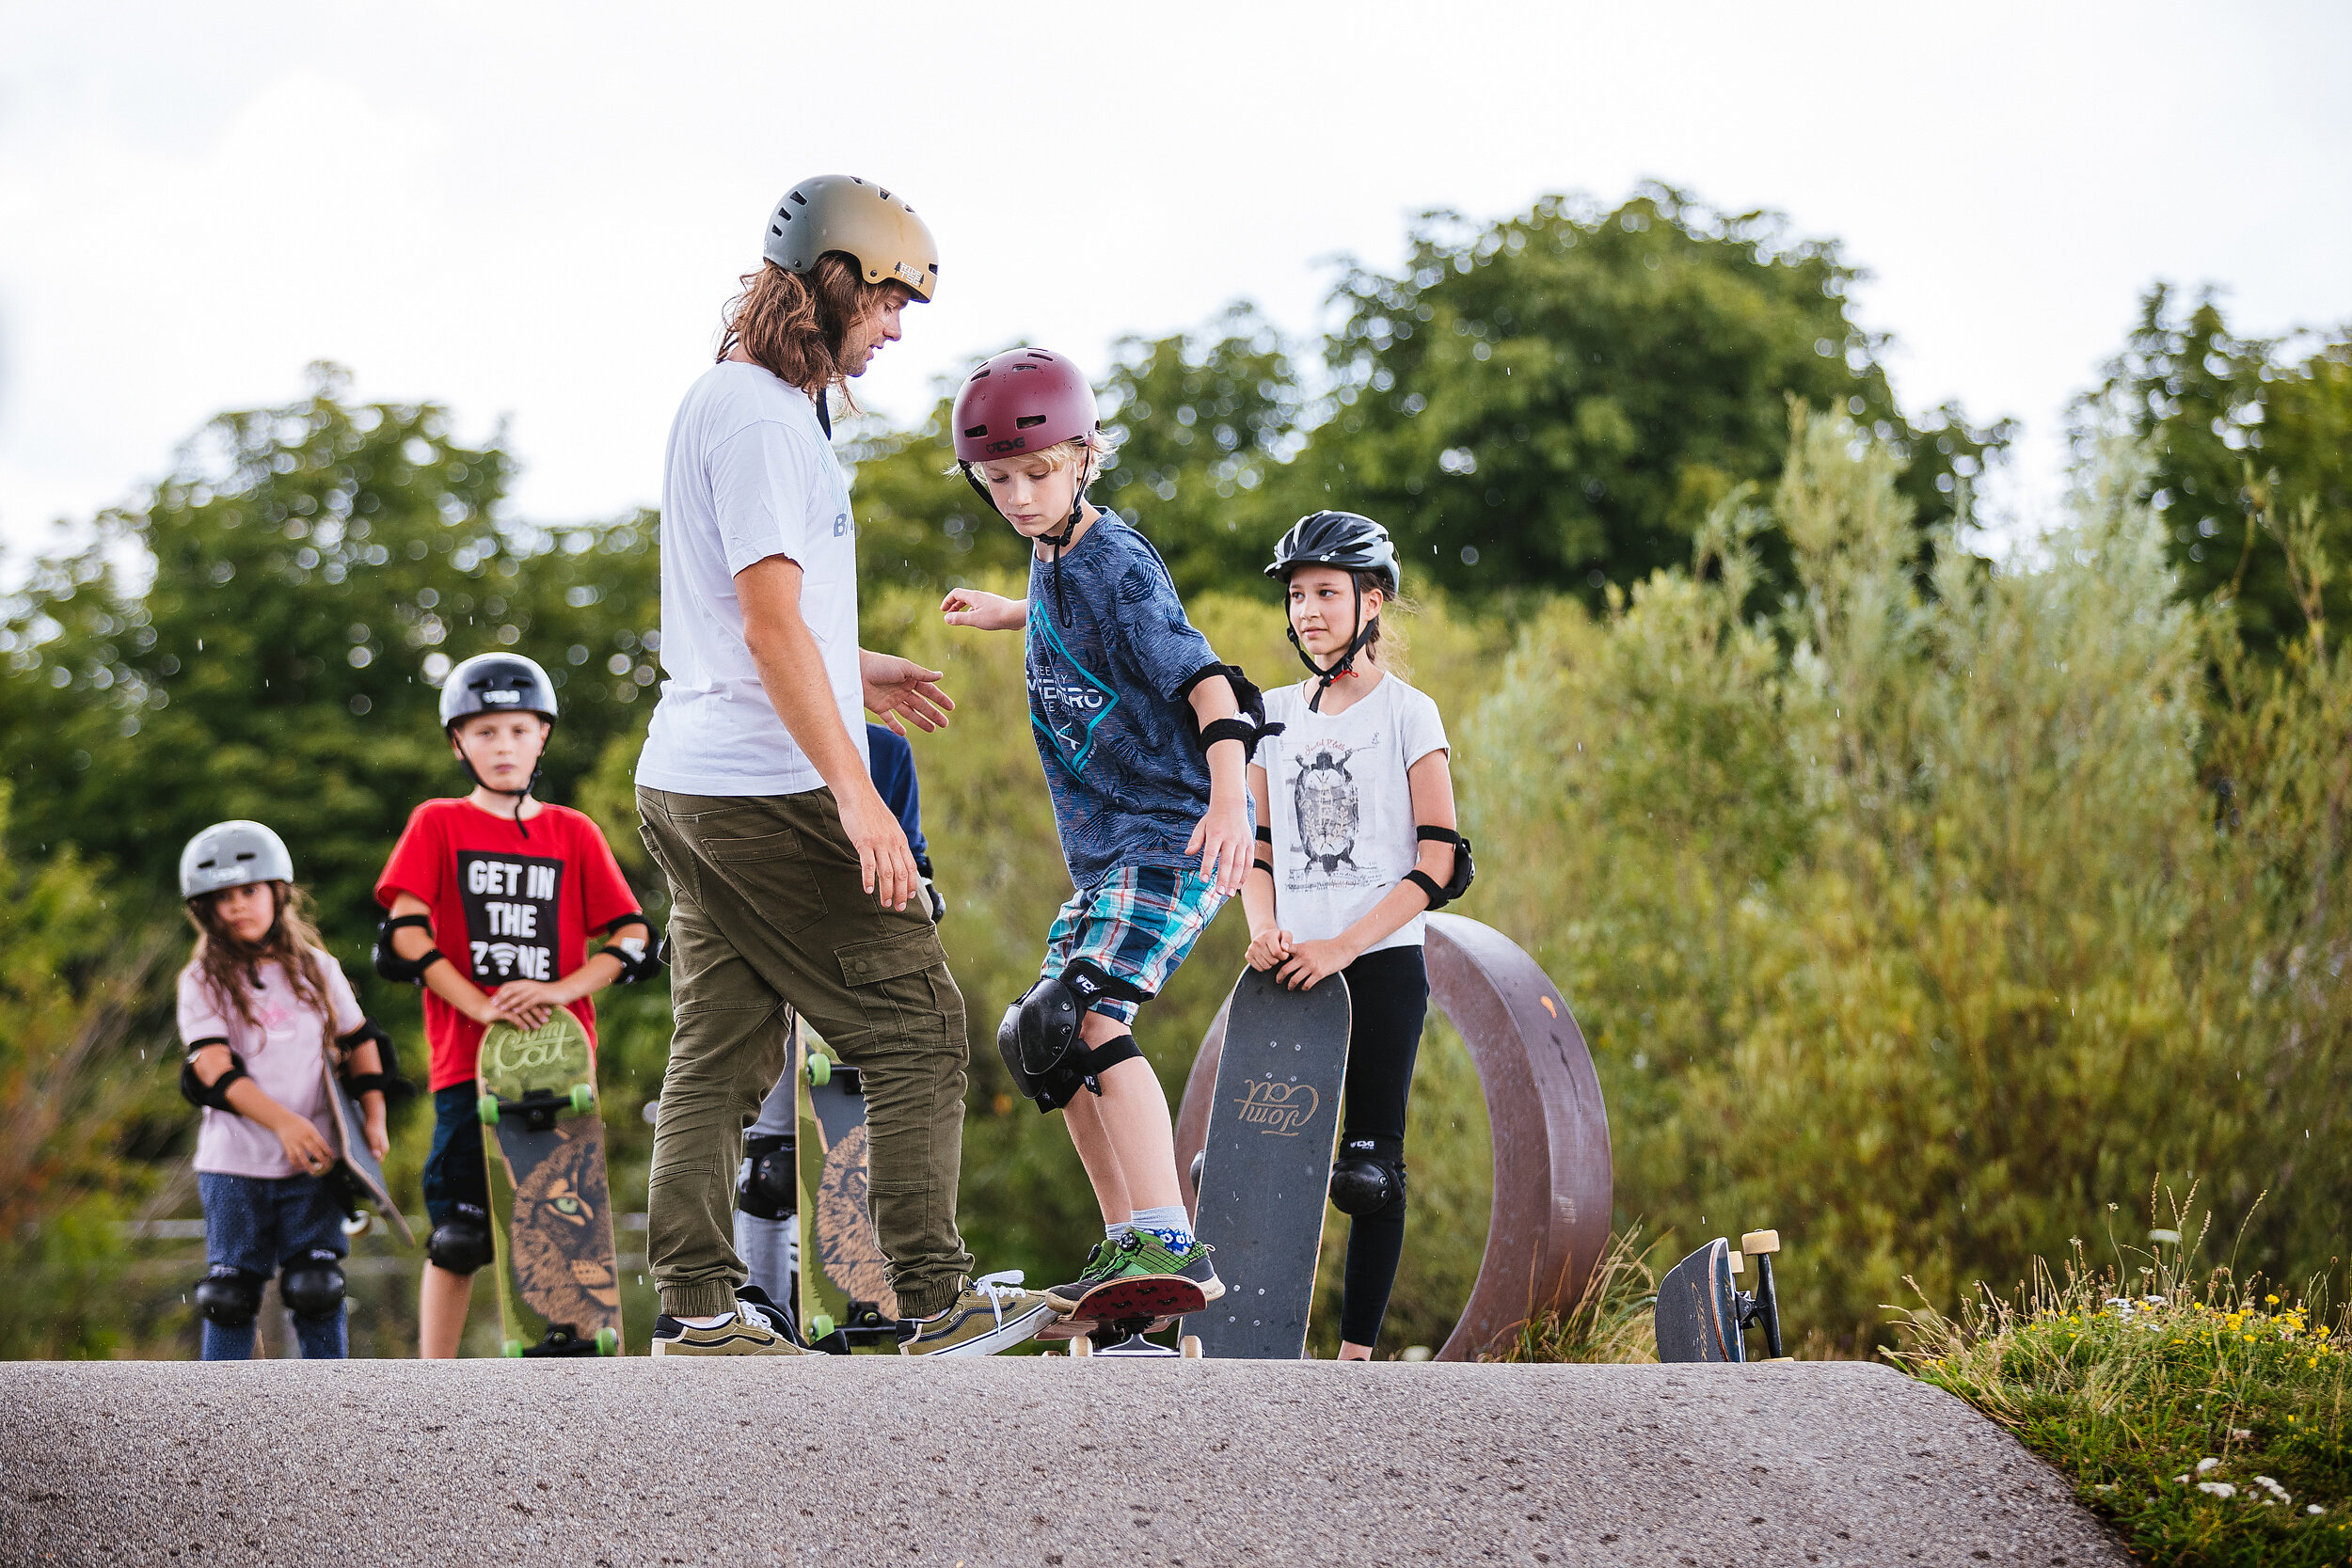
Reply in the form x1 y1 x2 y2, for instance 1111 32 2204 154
996 959 1152 1113
738 1132 797 1221
1329 1134 1407 1218
280 1250 347 1322
193 1264 265 1327
426 1203 494 1275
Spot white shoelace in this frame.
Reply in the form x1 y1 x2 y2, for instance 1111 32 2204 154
970 1269 1028 1328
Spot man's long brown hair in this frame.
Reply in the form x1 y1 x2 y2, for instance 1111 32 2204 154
718 253 900 406
183 880 339 1048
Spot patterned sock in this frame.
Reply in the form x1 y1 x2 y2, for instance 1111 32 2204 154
1131 1204 1194 1251
1104 1220 1135 1243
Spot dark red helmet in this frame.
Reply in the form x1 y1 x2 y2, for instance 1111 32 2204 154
951 348 1097 463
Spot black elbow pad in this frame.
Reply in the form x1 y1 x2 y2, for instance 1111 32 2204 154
1184 663 1285 763
181 1046 250 1113
335 1019 416 1101
1404 827 1476 911
374 915 446 985
598 918 663 984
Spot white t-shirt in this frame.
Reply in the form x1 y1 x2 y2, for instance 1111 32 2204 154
1260 673 1451 952
177 952 365 1180
636 361 869 797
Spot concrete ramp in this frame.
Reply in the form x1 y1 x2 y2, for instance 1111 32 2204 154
0 1358 2124 1567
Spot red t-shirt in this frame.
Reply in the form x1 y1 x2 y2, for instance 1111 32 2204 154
374 798 644 1091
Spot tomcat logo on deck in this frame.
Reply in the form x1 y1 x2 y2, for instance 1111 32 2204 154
1232 1078 1321 1136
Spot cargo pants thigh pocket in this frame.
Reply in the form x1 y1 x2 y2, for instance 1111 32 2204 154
700 819 831 936
834 930 963 1060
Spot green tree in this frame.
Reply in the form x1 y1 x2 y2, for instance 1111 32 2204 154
0 363 665 960
2086 284 2352 657
1309 184 2007 607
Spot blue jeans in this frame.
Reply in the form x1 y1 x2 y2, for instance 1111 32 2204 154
198 1172 350 1360
421 1081 490 1228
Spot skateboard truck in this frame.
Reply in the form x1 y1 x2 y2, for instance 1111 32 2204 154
478 1083 596 1134
804 1053 861 1097
1064 1314 1204 1358
1737 1230 1784 1359
803 1298 899 1354
505 1322 621 1358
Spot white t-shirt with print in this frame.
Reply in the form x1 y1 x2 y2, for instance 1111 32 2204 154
178 952 365 1179
1260 673 1451 952
637 361 869 797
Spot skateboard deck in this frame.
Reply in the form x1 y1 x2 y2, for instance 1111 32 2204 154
1654 1230 1784 1363
1185 967 1351 1359
478 1008 621 1357
318 1054 414 1246
792 1022 899 1351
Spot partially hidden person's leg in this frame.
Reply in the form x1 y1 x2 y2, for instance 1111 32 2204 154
196 1172 272 1361
277 1173 353 1359
660 785 976 1322
638 787 798 1324
1335 944 1430 1359
734 1065 801 1307
418 1080 492 1357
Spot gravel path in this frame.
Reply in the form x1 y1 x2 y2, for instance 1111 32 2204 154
0 1357 2128 1566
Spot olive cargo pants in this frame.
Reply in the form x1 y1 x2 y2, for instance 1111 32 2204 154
637 785 973 1320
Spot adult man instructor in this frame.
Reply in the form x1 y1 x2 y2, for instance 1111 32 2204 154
636 176 1052 1355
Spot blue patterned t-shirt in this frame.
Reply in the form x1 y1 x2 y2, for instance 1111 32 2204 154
1025 515 1243 890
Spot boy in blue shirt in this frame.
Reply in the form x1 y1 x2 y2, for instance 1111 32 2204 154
940 347 1270 1321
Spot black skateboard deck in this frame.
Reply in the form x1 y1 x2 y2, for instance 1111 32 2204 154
478 1009 621 1357
1654 1229 1784 1362
1185 967 1351 1359
319 1055 414 1246
793 1023 899 1351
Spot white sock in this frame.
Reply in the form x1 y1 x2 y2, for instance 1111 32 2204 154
675 1311 734 1329
1131 1204 1193 1248
1104 1220 1135 1242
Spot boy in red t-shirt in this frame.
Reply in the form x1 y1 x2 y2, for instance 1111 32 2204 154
373 652 656 1358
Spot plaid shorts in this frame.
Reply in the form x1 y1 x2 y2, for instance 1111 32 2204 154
1040 864 1229 1026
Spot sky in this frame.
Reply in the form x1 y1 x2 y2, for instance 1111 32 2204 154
3 1 2347 573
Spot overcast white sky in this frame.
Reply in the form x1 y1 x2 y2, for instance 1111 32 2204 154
3 1 2346 571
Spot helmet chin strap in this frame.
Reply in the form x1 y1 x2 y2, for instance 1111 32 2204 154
1288 578 1378 713
962 455 1092 627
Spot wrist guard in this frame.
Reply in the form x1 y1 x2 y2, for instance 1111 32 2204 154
597 918 663 983
180 1042 249 1113
1403 827 1476 911
335 1020 415 1101
373 914 447 985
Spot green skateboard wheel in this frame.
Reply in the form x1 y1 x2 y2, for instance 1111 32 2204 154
478 1094 499 1126
806 1053 832 1087
569 1083 595 1115
596 1326 619 1356
809 1312 834 1341
501 1339 524 1358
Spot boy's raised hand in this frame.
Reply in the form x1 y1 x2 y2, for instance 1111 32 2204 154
938 588 1025 632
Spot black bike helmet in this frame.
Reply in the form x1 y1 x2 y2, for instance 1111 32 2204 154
1265 512 1401 710
1264 511 1401 597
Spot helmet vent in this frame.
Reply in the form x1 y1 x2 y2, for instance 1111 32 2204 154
236 852 256 863
878 189 891 200
789 191 808 206
962 424 988 439
1016 415 1048 430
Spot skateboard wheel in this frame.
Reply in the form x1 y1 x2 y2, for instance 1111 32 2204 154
596 1326 619 1356
501 1339 525 1358
341 1212 372 1238
1181 1336 1202 1359
1729 1250 1743 1275
1071 1336 1092 1358
569 1083 595 1116
1740 1229 1782 1256
809 1312 834 1341
806 1053 832 1087
478 1094 499 1126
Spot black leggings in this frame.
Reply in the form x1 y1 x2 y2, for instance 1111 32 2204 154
1334 943 1430 1349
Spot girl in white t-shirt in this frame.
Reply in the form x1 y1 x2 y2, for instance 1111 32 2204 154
175 820 399 1360
1242 512 1472 1360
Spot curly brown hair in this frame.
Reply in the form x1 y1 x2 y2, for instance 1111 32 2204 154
718 254 905 405
183 880 339 1050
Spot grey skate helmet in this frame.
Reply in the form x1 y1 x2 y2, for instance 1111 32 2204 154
179 820 294 901
1265 512 1402 711
437 653 558 729
761 175 939 301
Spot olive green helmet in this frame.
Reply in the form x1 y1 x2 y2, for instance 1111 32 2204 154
761 175 939 302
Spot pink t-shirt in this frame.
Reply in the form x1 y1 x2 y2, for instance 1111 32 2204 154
176 951 364 1179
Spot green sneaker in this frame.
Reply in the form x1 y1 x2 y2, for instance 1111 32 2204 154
1041 1240 1123 1308
897 1271 1056 1357
1043 1230 1223 1318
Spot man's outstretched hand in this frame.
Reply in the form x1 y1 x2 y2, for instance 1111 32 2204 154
862 650 954 736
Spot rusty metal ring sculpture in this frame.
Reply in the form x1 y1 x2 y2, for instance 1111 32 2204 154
1175 913 1612 1361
